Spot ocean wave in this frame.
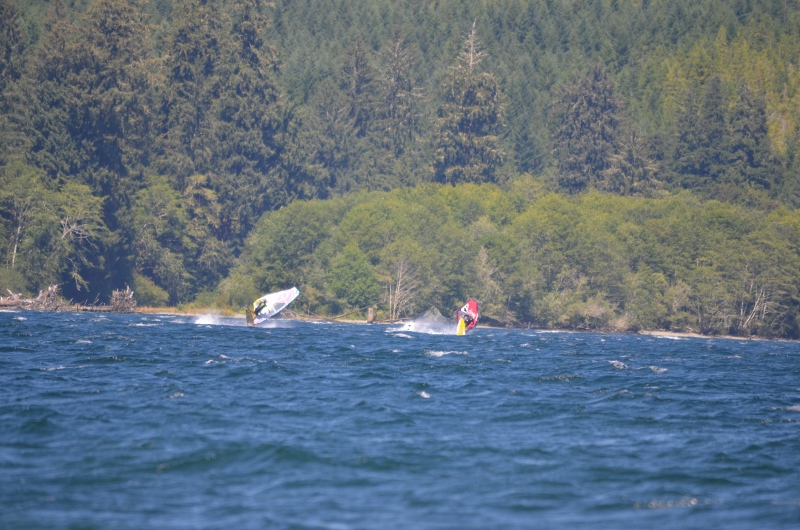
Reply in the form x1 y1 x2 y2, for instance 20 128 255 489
388 323 454 335
636 497 700 510
425 350 468 357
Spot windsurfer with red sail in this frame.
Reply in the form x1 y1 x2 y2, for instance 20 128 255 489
457 298 479 333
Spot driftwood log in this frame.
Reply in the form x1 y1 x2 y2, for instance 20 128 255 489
110 286 136 313
0 285 67 311
0 285 137 313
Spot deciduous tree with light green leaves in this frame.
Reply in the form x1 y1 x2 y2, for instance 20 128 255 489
329 242 382 310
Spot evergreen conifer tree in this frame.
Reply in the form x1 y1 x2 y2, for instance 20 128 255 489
376 33 421 157
209 0 284 244
433 20 504 185
551 64 621 194
341 37 374 139
672 76 730 195
0 0 25 99
155 0 224 190
725 83 779 193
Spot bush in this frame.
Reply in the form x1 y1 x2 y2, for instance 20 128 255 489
0 268 29 297
133 274 169 307
216 273 260 310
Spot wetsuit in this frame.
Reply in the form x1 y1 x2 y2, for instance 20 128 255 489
458 299 479 331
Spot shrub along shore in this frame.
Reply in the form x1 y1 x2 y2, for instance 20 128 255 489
202 185 800 340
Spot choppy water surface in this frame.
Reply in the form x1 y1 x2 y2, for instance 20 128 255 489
2 311 800 528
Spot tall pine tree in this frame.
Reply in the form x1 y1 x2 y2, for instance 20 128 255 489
433 20 504 185
551 64 621 194
725 82 779 194
672 76 729 196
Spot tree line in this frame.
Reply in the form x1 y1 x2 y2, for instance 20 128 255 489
0 0 799 337
223 184 800 338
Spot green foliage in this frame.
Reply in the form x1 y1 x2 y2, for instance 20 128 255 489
433 20 504 184
0 267 27 296
4 0 800 316
551 64 621 194
230 186 800 338
215 272 260 310
131 176 190 303
0 0 26 97
329 242 382 309
133 272 169 307
0 160 110 297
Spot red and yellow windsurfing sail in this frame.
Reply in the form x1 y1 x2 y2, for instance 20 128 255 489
455 299 479 336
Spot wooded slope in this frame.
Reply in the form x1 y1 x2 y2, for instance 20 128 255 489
1 0 799 335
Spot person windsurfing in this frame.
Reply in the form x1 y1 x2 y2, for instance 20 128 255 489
456 298 479 334
247 298 268 326
254 298 267 316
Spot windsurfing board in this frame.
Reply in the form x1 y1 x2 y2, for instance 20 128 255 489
252 287 300 325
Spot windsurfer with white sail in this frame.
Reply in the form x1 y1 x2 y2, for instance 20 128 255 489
247 287 300 326
254 298 268 316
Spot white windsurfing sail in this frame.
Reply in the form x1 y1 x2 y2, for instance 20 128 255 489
252 287 300 325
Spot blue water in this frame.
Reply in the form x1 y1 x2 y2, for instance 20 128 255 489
2 311 800 529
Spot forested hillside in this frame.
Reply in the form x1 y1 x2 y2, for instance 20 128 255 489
1 0 799 336
224 184 800 338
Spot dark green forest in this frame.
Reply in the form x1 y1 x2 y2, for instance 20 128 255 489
1 0 800 337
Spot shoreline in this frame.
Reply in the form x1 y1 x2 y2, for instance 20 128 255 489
637 329 776 342
3 303 790 341
138 307 780 340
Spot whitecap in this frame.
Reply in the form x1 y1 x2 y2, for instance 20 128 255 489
392 333 413 339
388 323 454 335
168 392 184 399
785 405 800 412
194 313 247 326
639 497 699 510
539 374 581 382
417 391 431 399
609 360 627 369
194 314 220 325
426 350 468 357
41 366 66 371
13 316 26 321
76 339 92 344
649 366 668 374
